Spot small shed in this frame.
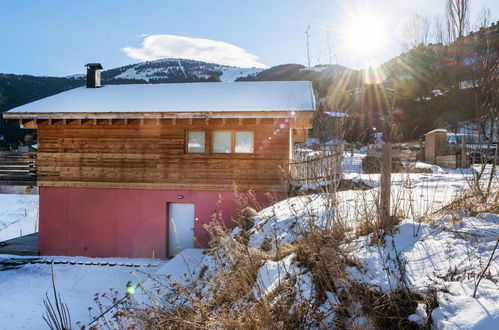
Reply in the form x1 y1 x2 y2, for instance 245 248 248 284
424 129 448 164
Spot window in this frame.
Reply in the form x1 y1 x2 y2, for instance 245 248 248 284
188 130 254 154
187 131 205 153
213 131 232 153
235 131 254 153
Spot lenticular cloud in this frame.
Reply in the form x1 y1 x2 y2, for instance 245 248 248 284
122 34 267 68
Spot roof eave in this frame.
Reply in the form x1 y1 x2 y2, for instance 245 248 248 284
3 110 315 120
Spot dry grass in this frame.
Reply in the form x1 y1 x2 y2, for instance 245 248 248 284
91 157 499 329
346 283 438 330
103 200 430 329
354 214 403 247
436 190 499 217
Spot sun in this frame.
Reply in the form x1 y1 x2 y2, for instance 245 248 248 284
344 14 389 55
338 11 391 68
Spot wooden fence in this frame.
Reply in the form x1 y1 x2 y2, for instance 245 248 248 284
289 145 343 187
0 152 37 186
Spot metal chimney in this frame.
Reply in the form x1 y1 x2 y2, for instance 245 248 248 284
85 63 103 88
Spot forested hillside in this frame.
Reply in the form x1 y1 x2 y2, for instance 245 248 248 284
0 75 83 142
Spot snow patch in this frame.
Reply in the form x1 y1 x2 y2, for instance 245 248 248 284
408 303 427 325
253 253 299 300
0 194 38 242
324 111 349 117
219 67 263 82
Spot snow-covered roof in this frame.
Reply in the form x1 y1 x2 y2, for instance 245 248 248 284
324 111 349 118
425 129 448 135
6 81 315 115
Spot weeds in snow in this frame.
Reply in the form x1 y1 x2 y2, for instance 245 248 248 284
43 263 72 330
87 154 498 329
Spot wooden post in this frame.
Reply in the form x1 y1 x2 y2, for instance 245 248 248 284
461 136 467 167
380 143 392 224
420 138 424 161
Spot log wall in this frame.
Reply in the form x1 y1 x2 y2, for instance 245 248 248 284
35 118 304 192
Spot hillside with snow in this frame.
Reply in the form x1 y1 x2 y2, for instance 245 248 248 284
84 154 498 329
78 58 264 84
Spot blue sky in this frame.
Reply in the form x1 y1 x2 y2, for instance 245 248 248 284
0 0 497 76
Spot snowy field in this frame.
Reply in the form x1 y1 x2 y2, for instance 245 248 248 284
0 255 170 329
0 194 38 242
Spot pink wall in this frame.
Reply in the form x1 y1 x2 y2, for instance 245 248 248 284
39 187 285 258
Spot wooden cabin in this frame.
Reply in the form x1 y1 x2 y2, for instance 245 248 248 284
3 73 315 258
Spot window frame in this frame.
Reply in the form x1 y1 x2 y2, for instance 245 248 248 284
211 130 234 154
185 129 255 154
234 131 255 154
185 131 207 154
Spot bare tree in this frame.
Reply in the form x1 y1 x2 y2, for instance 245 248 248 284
478 40 499 194
326 25 333 65
403 14 431 49
433 13 448 44
305 24 311 70
316 46 322 66
446 0 470 41
474 7 492 30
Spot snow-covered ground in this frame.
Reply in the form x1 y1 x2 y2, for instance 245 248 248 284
134 152 498 328
263 152 477 250
134 249 205 305
0 254 183 329
0 194 38 242
346 214 498 328
240 168 474 251
342 151 364 173
1 152 497 328
0 190 200 329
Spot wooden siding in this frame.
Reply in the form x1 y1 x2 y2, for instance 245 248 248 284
0 152 37 186
35 117 309 191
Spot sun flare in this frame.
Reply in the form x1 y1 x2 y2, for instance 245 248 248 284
338 11 391 67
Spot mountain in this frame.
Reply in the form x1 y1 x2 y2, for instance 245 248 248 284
94 58 264 84
238 63 350 80
1 58 265 113
0 59 267 143
0 74 84 143
0 59 359 143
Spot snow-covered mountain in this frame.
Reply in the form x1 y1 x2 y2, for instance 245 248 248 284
69 58 264 84
1 59 351 142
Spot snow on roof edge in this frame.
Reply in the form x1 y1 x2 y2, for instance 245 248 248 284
425 129 448 134
308 82 317 113
5 81 316 115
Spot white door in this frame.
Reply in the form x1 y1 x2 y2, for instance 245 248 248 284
168 203 195 257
